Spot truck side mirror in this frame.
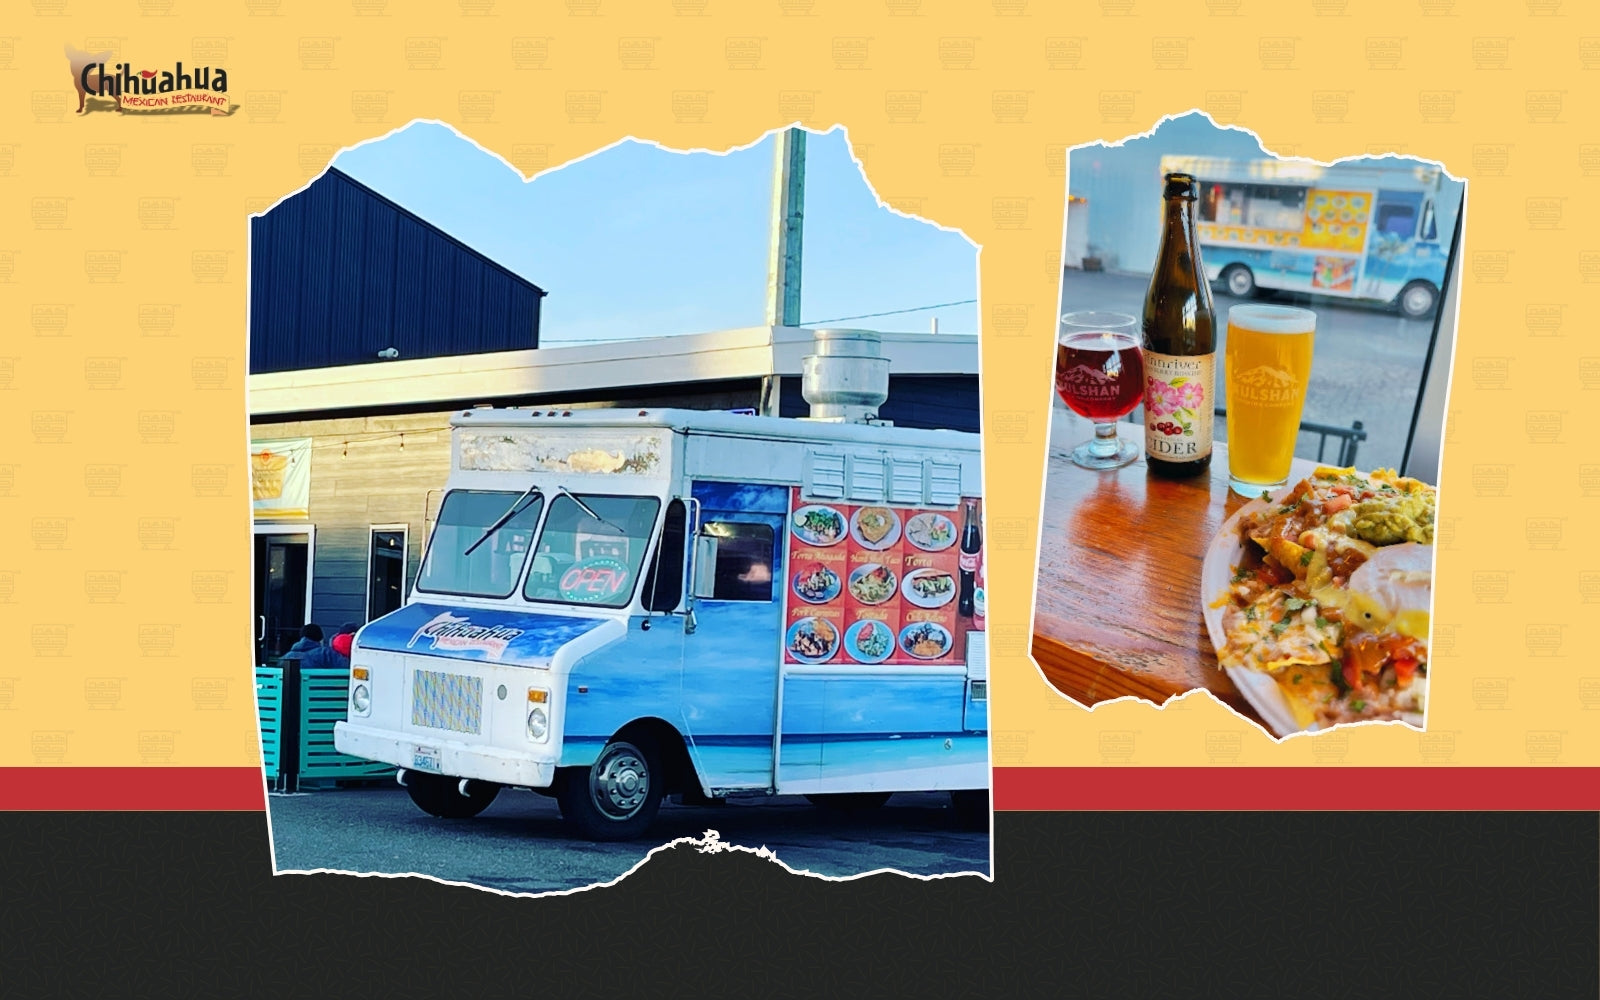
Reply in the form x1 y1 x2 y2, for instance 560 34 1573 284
692 535 718 599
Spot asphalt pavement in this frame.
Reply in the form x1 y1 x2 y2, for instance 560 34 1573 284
267 784 990 894
1058 268 1442 472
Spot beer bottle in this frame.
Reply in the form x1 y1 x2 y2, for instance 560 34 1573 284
957 500 981 617
1142 172 1217 478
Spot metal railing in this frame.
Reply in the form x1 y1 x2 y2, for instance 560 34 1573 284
1125 406 1366 466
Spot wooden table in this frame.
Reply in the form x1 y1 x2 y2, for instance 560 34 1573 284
1031 406 1318 721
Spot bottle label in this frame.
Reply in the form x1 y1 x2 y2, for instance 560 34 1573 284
959 552 979 572
1143 351 1214 462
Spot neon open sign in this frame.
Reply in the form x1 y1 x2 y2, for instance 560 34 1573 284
558 557 632 603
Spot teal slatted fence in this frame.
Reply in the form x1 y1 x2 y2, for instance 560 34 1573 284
298 668 395 783
255 666 282 781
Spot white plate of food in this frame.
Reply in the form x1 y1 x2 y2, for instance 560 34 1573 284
850 506 901 551
1201 467 1435 738
786 616 840 663
901 567 958 609
791 505 847 547
904 512 957 552
792 564 841 604
844 619 895 664
847 563 898 606
898 621 952 660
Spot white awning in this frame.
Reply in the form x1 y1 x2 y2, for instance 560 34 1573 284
248 325 978 417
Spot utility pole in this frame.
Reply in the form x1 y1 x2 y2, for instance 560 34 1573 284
765 127 806 328
761 127 805 417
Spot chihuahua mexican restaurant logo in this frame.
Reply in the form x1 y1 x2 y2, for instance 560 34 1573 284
407 611 525 661
66 44 233 116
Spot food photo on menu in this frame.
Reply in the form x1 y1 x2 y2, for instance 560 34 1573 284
1031 112 1460 739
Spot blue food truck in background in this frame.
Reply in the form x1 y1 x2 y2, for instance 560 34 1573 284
1161 155 1455 318
334 333 988 840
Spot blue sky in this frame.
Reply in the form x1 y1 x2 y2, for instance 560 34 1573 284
331 124 979 345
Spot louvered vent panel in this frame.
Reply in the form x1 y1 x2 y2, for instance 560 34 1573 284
927 460 963 506
804 450 846 499
888 456 923 504
847 454 886 501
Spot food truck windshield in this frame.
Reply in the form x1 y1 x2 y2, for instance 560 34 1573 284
416 489 546 599
523 494 661 609
416 489 663 609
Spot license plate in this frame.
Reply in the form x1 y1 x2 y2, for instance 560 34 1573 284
411 747 441 773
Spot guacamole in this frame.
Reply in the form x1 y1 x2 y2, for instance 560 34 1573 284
1348 492 1435 546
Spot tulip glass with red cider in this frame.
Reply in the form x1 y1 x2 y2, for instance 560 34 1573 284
1055 310 1145 470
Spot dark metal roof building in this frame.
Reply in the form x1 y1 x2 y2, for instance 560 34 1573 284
248 167 546 374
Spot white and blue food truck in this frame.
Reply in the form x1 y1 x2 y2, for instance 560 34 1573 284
333 333 989 840
1162 154 1457 318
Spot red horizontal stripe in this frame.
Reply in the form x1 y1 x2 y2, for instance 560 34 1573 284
0 766 1595 812
0 768 266 811
994 767 1600 811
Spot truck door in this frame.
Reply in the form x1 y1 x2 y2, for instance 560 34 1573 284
680 482 788 792
1366 190 1426 298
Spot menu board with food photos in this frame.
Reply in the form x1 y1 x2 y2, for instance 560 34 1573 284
782 487 985 667
1300 188 1372 254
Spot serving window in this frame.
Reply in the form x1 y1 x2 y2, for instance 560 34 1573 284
1199 181 1307 231
701 521 775 602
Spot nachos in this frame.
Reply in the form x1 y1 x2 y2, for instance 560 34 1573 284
1216 467 1435 733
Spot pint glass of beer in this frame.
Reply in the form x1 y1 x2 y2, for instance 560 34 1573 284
1223 304 1316 497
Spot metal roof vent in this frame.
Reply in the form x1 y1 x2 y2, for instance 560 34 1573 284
800 329 890 424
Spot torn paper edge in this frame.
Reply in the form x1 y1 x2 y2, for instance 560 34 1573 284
1022 108 1465 748
245 120 994 894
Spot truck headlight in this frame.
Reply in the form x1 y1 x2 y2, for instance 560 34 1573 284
527 706 549 742
351 683 371 715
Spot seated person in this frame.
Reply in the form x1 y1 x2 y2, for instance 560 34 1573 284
283 623 323 659
301 622 359 670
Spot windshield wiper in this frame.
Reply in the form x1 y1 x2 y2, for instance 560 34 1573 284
554 485 629 535
464 484 541 557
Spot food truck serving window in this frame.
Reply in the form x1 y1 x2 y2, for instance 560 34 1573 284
703 522 775 602
1199 181 1307 231
523 494 662 609
416 490 545 599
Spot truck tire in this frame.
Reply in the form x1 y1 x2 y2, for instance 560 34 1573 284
404 772 500 819
805 792 892 810
556 737 663 841
1220 263 1256 298
1397 280 1438 318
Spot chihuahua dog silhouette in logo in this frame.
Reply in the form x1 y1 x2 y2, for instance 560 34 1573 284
65 44 116 114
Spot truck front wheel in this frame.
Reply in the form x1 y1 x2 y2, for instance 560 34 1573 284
1220 263 1256 298
1397 280 1438 318
404 772 500 819
556 738 663 841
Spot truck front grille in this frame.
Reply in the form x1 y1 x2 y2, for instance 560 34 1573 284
411 669 483 735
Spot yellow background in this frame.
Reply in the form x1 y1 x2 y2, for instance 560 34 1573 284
0 0 1592 770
